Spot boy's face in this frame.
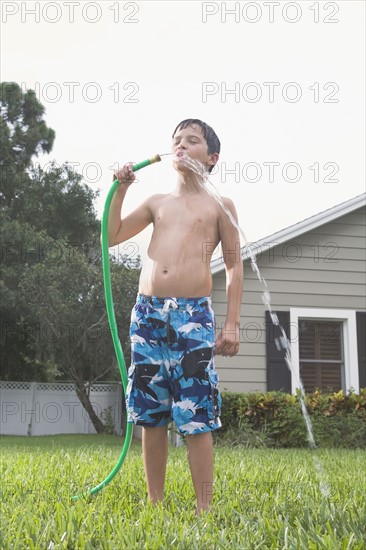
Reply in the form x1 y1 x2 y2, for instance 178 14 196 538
172 124 219 174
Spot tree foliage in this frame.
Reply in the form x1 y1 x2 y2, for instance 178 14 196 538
0 82 55 211
0 82 140 433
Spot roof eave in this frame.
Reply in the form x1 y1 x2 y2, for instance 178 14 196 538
211 193 366 274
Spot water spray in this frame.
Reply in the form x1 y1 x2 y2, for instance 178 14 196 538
179 155 333 496
182 157 317 429
72 154 162 500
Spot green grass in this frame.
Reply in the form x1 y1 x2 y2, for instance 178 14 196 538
1 435 365 549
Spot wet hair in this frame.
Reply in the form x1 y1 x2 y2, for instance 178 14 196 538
172 118 220 173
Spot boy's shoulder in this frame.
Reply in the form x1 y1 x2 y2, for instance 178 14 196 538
211 194 236 218
219 194 235 207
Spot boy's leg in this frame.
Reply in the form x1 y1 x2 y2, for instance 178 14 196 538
186 431 214 514
142 425 169 504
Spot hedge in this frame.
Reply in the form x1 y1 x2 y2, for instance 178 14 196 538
213 389 366 448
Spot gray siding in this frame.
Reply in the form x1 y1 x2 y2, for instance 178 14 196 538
212 206 366 392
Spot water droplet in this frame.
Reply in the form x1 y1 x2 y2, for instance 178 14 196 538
270 312 279 326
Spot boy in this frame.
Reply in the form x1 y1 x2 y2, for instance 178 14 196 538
108 119 243 514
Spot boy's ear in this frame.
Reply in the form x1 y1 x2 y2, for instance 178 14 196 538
208 152 219 169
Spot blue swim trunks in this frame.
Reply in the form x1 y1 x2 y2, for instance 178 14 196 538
126 294 222 435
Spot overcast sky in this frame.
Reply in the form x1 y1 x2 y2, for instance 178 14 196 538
2 0 365 262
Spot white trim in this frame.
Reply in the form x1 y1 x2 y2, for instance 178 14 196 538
211 193 366 274
289 308 359 394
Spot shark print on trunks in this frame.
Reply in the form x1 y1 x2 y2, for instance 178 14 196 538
126 294 222 435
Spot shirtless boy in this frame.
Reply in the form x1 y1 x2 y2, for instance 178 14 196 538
108 119 243 514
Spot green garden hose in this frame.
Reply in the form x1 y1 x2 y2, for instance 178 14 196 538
72 154 161 500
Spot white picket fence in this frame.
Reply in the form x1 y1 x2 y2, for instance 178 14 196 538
0 381 183 445
0 381 124 436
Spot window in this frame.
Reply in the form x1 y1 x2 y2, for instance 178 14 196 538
290 308 359 394
299 320 344 392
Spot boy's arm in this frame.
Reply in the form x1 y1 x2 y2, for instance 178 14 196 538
108 163 153 247
214 197 243 357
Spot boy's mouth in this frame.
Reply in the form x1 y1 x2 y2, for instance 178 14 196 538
174 151 191 165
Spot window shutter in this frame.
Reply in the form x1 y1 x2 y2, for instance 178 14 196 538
318 322 342 360
299 321 342 361
266 311 291 392
299 363 316 390
299 320 343 392
356 312 366 389
319 363 342 391
298 321 316 359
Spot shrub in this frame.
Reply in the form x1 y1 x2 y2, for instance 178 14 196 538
214 389 366 449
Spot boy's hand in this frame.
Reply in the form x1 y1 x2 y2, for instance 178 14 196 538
114 163 136 188
214 322 240 357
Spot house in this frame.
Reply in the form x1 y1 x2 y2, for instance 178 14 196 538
211 193 366 394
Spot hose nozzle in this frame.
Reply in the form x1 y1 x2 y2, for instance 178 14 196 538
113 155 161 182
132 154 161 172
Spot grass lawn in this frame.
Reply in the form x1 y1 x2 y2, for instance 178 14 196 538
1 435 365 549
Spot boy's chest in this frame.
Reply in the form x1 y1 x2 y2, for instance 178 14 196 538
154 197 218 234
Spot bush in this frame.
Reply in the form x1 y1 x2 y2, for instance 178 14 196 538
214 389 366 449
311 411 366 448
